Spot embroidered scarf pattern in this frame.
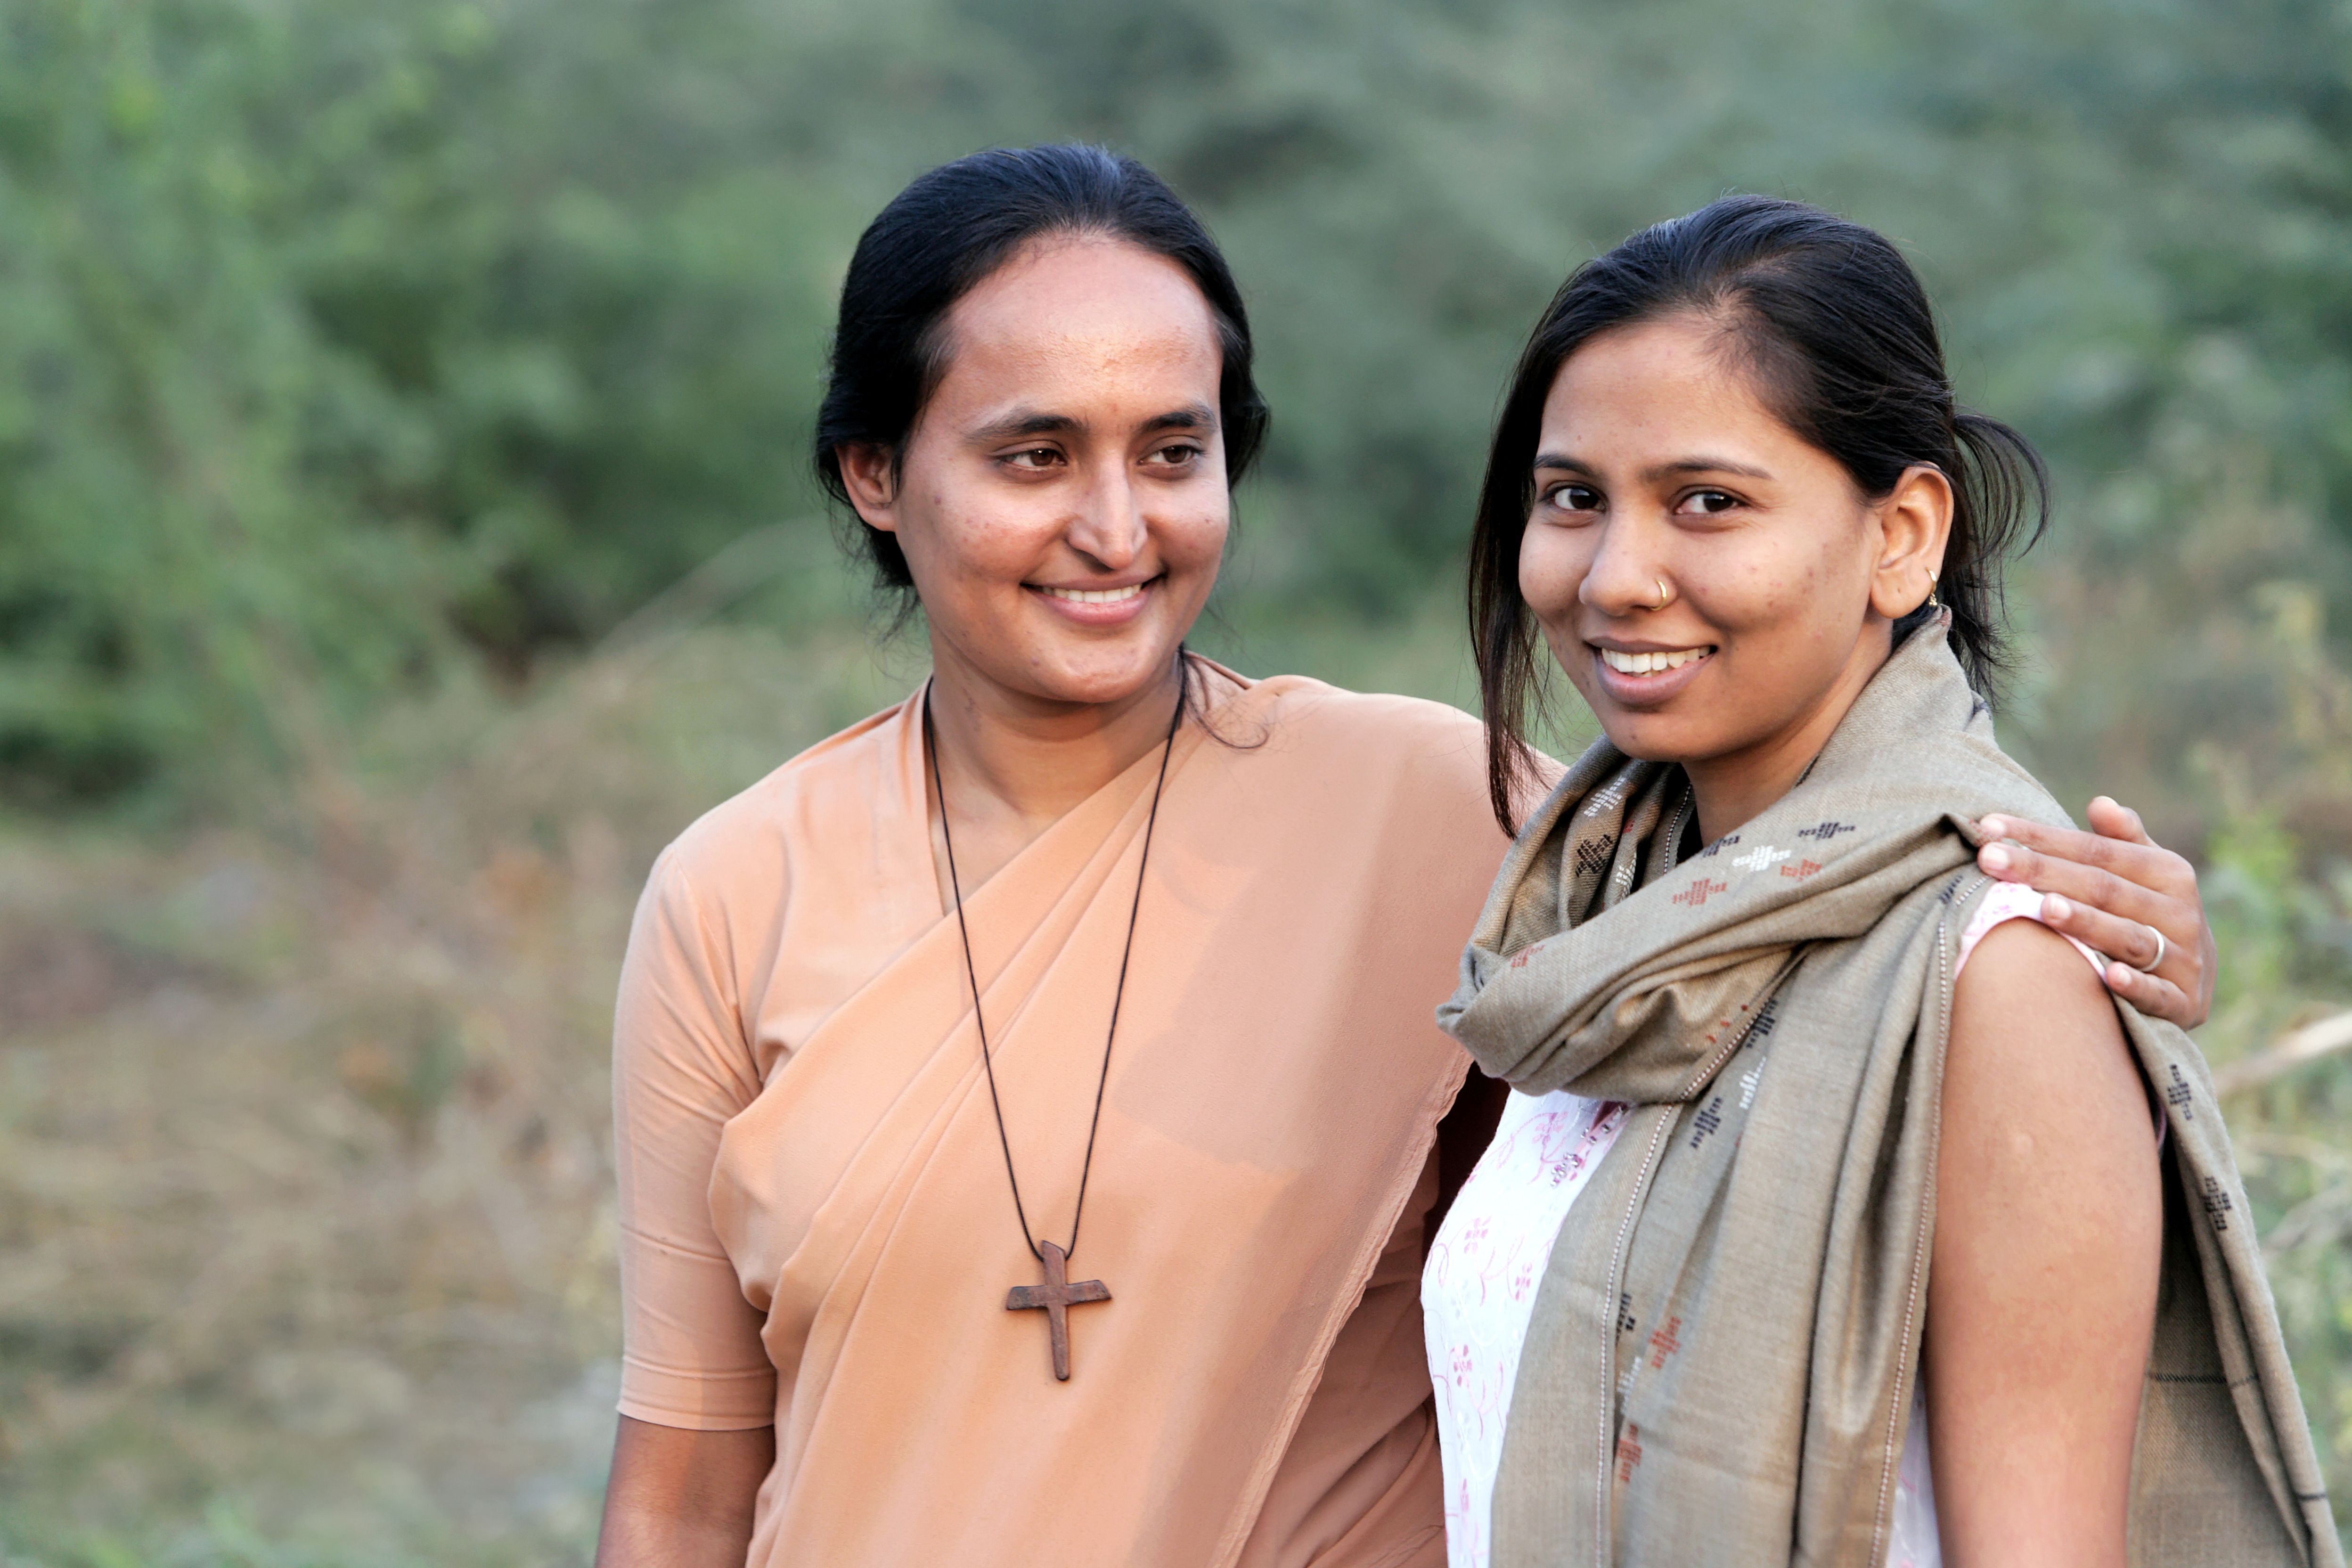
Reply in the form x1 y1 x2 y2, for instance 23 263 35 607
1437 623 2338 1568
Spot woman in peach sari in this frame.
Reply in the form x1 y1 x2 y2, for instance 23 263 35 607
593 148 2220 1568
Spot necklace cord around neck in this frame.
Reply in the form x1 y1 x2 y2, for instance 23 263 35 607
924 656 1187 1266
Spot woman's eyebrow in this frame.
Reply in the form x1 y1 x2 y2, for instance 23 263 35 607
1647 456 1772 481
967 402 1216 444
1139 402 1217 435
1530 453 1775 481
968 408 1083 442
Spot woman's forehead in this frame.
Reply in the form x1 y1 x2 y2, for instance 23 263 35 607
1542 322 1790 459
936 237 1223 399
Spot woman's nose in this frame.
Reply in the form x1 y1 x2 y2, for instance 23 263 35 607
1065 470 1147 570
1578 523 1666 617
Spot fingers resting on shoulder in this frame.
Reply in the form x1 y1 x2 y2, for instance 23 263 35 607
1970 795 2217 1030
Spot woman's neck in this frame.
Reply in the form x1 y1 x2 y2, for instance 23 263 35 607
1683 634 1889 845
923 644 1186 899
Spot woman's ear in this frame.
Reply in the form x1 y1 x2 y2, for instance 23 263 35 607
836 444 901 532
1870 464 1955 620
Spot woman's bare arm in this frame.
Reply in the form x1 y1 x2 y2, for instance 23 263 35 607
595 1415 773 1568
1926 918 2163 1568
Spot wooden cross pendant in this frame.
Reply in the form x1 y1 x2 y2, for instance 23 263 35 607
1004 1239 1111 1381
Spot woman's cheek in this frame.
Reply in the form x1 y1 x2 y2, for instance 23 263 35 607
961 504 1072 596
1518 525 1587 624
1168 499 1231 574
1691 554 1811 637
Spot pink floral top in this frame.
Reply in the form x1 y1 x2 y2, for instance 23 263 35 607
1422 880 2102 1567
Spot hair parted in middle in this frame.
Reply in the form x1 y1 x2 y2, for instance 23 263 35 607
1466 194 2051 833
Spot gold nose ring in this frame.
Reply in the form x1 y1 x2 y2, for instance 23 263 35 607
1653 577 1671 611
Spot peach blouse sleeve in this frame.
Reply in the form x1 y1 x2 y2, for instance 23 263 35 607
611 847 777 1429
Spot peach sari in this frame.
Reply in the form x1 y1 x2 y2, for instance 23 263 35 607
613 664 1507 1565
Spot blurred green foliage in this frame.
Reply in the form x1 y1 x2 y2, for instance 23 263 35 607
0 0 854 803
10 0 2352 808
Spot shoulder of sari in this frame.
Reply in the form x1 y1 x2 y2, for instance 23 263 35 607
1218 670 1484 756
1196 670 1506 859
653 689 922 913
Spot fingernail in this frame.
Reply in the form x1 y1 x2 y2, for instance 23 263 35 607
2042 894 2071 921
1980 844 2011 872
1979 816 2007 839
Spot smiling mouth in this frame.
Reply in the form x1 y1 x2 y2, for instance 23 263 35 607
1033 581 1151 605
1597 645 1714 676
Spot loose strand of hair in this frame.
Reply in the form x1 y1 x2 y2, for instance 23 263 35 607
1941 409 2051 702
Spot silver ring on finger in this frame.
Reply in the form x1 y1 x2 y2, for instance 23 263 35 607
2134 923 2167 973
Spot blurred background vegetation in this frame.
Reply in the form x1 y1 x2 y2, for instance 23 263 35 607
6 0 2352 1560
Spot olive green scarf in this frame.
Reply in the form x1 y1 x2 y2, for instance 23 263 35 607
1437 624 2338 1567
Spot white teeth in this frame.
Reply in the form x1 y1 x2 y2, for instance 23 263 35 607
1038 584 1144 604
1599 646 1710 675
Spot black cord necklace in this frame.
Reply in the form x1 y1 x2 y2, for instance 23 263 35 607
923 660 1185 1381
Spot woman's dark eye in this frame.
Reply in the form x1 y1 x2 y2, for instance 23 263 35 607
1005 448 1061 469
1547 484 1599 513
1683 489 1740 515
1148 444 1201 467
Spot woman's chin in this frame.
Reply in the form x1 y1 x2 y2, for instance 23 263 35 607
1013 645 1190 712
1600 733 1695 765
1588 706 1720 767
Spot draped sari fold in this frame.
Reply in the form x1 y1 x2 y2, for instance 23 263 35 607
614 663 1509 1566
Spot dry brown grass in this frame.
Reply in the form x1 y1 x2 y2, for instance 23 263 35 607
0 622 907 1564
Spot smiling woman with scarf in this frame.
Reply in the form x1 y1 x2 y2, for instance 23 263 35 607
1428 198 2336 1568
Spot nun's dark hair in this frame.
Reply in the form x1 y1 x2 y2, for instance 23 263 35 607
1467 195 2050 831
814 144 1269 609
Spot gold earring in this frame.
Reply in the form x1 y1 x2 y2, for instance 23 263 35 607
1927 570 1941 611
1654 577 1671 612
